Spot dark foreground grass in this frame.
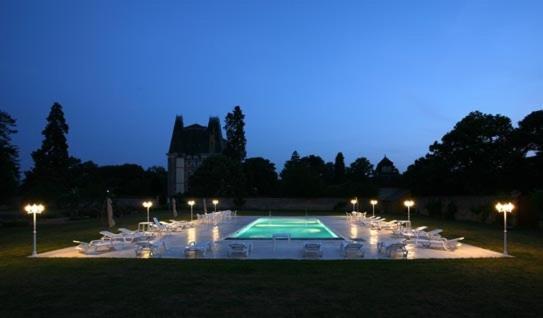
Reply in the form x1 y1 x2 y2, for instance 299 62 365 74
1 211 542 317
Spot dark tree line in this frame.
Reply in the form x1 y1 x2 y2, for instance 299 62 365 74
187 106 382 199
2 103 542 209
1 103 166 211
405 110 543 195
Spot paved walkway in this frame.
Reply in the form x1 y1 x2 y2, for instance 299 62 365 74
38 216 504 260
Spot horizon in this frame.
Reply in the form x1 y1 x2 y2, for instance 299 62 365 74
1 0 542 172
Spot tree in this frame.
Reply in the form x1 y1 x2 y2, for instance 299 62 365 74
223 106 246 162
515 110 543 156
23 103 72 201
146 166 167 199
0 110 19 204
348 157 373 181
405 111 518 194
189 155 246 206
513 110 543 191
242 157 278 196
280 152 326 196
334 152 346 183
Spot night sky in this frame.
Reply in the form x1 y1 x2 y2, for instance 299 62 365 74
1 0 542 172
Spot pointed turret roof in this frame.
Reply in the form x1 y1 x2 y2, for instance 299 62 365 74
168 115 225 155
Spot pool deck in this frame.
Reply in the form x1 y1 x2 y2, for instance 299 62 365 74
38 216 505 260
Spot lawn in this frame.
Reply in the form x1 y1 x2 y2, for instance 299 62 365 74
1 210 542 317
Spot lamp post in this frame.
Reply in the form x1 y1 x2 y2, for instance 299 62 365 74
350 198 358 212
495 202 514 256
188 200 195 221
403 200 415 222
142 201 153 223
212 199 219 212
370 200 378 217
24 203 45 257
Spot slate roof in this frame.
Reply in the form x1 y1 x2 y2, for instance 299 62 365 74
168 116 225 155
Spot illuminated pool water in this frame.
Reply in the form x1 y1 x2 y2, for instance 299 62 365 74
227 217 340 240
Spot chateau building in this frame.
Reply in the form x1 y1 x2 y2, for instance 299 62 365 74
167 116 225 196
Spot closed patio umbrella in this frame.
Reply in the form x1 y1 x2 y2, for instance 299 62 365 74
106 198 115 228
172 198 178 217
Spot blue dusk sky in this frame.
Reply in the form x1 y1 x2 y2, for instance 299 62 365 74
1 0 542 172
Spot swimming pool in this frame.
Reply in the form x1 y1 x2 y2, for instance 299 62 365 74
227 217 340 240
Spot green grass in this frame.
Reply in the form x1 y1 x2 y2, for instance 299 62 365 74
1 210 542 317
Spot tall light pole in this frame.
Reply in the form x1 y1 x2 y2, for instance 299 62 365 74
24 203 45 257
370 200 378 217
212 199 219 212
403 200 415 222
495 202 514 256
188 200 195 221
142 201 153 223
350 198 358 212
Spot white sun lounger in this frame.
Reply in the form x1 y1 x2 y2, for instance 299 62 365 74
134 240 168 258
302 242 323 258
117 228 154 242
417 237 464 251
377 219 398 230
227 242 252 258
377 239 408 259
415 229 443 241
74 240 114 254
152 217 177 232
184 241 211 258
340 241 364 258
99 231 133 245
397 226 428 239
168 219 193 229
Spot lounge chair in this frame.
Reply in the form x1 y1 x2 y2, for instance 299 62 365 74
168 219 193 229
184 241 211 258
74 240 114 254
396 226 428 239
152 217 176 232
415 229 443 241
227 242 252 258
417 237 464 251
118 228 154 242
302 242 323 258
99 231 133 246
340 241 364 258
376 219 398 230
135 240 168 258
377 239 408 259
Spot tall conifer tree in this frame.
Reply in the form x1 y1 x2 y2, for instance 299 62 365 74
0 110 20 204
24 102 71 200
223 106 247 162
334 152 346 182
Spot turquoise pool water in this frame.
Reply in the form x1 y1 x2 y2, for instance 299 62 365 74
228 217 340 239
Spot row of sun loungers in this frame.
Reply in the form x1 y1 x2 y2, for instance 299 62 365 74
196 210 235 224
222 241 365 259
73 210 235 256
349 211 464 253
